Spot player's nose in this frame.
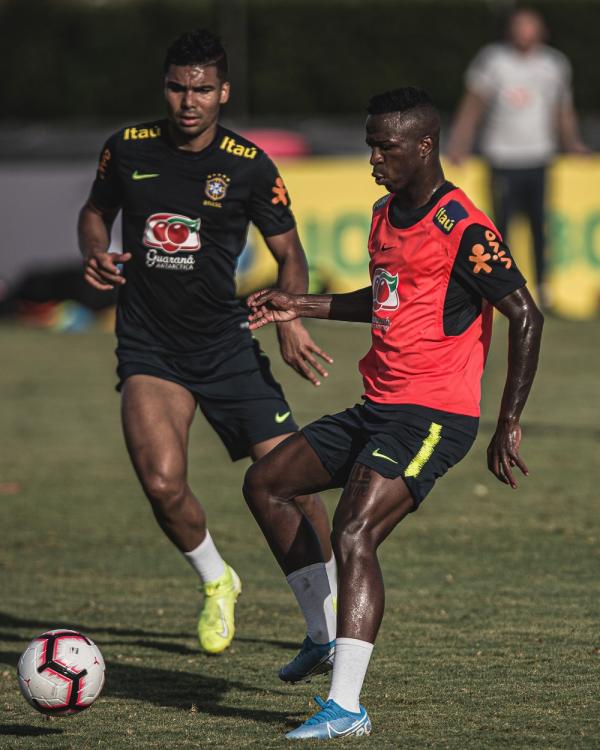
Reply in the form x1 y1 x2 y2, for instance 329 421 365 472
182 89 195 108
370 148 383 165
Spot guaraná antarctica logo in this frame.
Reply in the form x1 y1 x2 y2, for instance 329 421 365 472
143 213 201 271
372 268 399 313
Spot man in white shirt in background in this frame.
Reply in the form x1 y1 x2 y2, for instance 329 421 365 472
447 7 588 308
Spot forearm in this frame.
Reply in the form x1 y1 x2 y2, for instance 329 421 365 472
276 251 309 295
497 307 544 423
447 91 486 157
292 287 373 323
558 102 585 151
77 200 115 258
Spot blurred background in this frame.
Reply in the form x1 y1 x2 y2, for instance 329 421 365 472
1 0 600 327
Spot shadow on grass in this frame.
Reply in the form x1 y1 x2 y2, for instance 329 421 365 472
0 612 300 654
0 612 188 640
107 661 302 725
0 649 300 726
0 725 64 737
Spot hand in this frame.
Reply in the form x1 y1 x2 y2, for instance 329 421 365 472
84 251 132 291
568 140 591 156
247 288 299 329
277 318 333 387
487 419 529 489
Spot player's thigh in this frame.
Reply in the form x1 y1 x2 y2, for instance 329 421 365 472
333 463 414 549
120 374 196 479
249 432 294 461
244 432 333 501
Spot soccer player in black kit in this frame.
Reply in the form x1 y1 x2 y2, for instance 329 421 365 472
78 30 336 654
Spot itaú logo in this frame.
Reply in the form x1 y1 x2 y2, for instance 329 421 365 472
372 268 399 312
143 213 201 254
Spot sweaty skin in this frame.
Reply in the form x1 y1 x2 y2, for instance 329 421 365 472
78 61 334 562
243 107 543 647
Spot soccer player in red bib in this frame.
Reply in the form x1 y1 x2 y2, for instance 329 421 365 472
244 87 543 740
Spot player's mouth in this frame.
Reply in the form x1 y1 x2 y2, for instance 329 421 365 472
177 113 201 127
372 171 386 185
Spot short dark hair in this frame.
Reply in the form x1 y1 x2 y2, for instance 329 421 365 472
366 87 440 147
366 87 435 116
163 29 228 80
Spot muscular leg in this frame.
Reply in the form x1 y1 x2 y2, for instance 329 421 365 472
332 463 414 643
121 374 204 552
250 433 333 561
244 433 332 574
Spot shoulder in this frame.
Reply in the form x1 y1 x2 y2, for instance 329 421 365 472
372 194 390 213
539 45 571 73
216 126 267 165
469 43 505 70
432 188 498 240
105 119 165 155
116 119 164 144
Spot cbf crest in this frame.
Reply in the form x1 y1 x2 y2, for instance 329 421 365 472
204 173 231 207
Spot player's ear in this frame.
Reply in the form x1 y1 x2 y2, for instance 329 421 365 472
219 81 231 105
420 135 434 159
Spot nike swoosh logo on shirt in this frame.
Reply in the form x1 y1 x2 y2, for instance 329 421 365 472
132 171 160 180
275 411 291 424
371 448 398 464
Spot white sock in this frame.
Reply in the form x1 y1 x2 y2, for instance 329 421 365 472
182 530 226 584
286 562 336 645
324 554 338 603
328 637 374 713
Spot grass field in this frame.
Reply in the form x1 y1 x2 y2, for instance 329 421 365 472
0 316 598 749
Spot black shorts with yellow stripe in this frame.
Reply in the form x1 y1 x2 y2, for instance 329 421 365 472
301 400 478 510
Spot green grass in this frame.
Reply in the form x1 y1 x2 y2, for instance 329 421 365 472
0 317 599 749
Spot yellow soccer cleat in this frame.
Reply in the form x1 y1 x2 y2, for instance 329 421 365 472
198 565 242 654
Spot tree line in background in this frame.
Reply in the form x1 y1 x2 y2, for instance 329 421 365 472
2 0 599 120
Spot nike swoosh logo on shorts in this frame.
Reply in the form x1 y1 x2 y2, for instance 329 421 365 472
275 411 291 424
132 170 160 180
372 447 398 464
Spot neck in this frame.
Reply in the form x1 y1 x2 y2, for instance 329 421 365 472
167 121 219 152
393 166 446 210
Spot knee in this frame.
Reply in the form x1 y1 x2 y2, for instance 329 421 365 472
242 462 269 510
143 469 186 515
331 517 375 564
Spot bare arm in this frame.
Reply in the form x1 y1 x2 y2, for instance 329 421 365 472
487 286 544 488
446 90 488 165
78 199 131 291
262 228 333 386
558 100 589 154
247 286 373 328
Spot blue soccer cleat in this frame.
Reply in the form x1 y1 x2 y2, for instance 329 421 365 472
285 696 372 740
279 636 335 683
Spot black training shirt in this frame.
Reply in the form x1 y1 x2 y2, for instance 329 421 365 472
90 120 296 355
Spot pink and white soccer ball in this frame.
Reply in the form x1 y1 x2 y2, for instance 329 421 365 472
17 629 105 715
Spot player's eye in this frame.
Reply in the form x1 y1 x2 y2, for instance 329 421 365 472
166 82 186 93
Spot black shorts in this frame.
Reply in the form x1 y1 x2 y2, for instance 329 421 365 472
302 400 478 510
116 340 298 461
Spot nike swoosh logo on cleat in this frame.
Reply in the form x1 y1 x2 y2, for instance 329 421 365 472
275 411 291 424
328 715 369 738
132 170 160 180
371 447 398 464
217 602 229 639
